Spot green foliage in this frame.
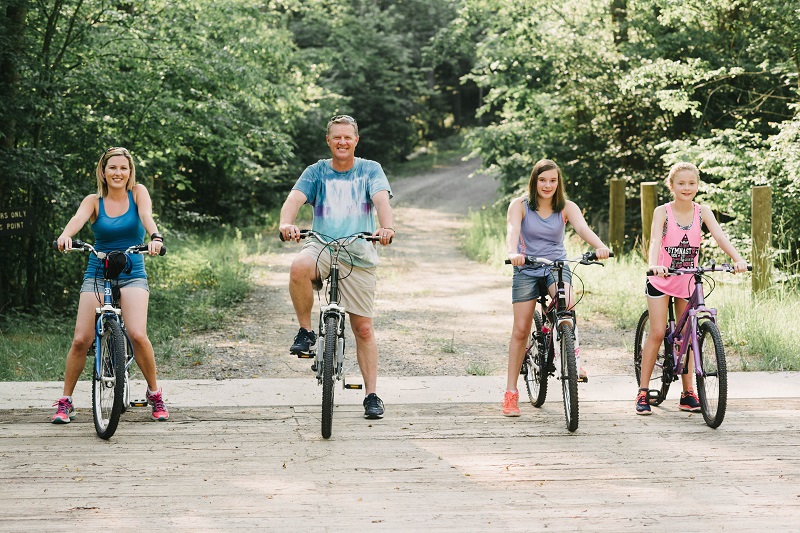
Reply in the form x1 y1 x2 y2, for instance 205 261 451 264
0 230 253 381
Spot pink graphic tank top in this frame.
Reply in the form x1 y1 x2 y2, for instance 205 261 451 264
648 202 702 298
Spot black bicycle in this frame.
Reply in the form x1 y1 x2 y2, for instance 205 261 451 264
282 230 384 439
53 239 166 439
508 251 611 432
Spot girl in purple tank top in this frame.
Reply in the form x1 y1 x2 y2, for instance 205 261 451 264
502 159 611 417
635 162 748 416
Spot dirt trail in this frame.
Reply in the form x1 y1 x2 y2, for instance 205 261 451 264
169 156 630 381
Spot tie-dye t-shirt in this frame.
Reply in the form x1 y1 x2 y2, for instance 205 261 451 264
293 157 392 268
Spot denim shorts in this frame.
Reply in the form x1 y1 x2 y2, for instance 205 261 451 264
81 277 150 293
511 265 572 304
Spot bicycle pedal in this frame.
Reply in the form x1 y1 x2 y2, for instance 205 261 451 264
343 383 363 390
295 352 314 359
130 400 148 407
578 376 588 383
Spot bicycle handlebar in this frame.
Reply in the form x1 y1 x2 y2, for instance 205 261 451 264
52 239 167 256
504 250 614 266
279 229 390 244
646 263 752 276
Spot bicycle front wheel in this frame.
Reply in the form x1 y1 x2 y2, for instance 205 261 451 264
696 320 727 428
634 310 671 406
93 319 126 440
559 322 579 432
524 311 548 407
321 314 338 439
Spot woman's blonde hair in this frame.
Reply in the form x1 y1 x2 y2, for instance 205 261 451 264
666 162 700 189
95 147 136 197
527 158 567 212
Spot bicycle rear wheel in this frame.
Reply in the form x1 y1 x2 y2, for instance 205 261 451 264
559 322 579 432
93 319 126 440
524 311 548 407
696 320 727 428
634 310 671 406
321 314 338 439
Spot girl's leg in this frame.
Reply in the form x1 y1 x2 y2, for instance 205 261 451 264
62 292 100 396
507 299 536 391
118 287 158 391
638 295 669 390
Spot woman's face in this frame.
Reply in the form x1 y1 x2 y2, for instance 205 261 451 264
671 170 699 201
104 155 131 191
536 168 560 201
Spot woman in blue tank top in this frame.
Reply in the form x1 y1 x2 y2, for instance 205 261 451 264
52 147 170 423
501 159 611 417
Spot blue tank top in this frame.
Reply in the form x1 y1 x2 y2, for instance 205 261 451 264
84 190 146 280
517 201 566 277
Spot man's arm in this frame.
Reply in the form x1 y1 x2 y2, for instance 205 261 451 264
372 190 394 246
279 189 308 242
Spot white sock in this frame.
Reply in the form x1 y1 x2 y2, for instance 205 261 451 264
148 388 160 396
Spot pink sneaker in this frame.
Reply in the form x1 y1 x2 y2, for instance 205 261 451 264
51 397 74 424
502 390 520 417
146 388 169 421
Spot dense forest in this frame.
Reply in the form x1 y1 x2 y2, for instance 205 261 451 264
1 0 798 314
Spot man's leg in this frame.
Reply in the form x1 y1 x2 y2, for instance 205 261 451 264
349 313 378 394
289 254 318 330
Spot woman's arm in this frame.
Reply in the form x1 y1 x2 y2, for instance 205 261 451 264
56 195 97 251
563 201 610 259
700 205 748 272
133 184 163 255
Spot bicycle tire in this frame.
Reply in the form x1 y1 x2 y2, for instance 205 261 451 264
696 320 727 428
634 310 671 406
524 311 548 407
321 314 337 439
559 322 579 432
92 318 126 440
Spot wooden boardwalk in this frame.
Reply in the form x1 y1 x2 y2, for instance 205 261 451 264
1 397 799 531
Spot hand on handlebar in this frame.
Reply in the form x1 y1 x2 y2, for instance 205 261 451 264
593 247 611 260
732 260 749 274
279 223 303 243
507 253 526 267
648 265 669 278
371 227 395 246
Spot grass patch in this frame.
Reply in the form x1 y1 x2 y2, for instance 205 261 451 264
464 203 800 371
465 361 494 376
0 228 254 382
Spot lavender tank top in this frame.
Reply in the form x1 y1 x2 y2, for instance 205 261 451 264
517 201 566 277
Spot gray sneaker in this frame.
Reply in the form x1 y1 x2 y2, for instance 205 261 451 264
363 393 384 419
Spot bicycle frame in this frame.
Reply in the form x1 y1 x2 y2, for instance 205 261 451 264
664 272 718 380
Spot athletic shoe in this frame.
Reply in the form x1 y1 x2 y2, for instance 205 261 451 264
146 388 169 421
636 389 651 415
51 397 74 424
502 390 520 417
290 328 317 356
679 390 702 412
363 393 385 419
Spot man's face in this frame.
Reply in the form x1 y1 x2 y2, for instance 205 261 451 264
326 123 359 161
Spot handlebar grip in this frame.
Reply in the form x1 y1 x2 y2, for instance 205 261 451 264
504 259 512 264
52 239 86 251
51 240 59 251
159 245 167 256
279 229 310 242
747 265 753 271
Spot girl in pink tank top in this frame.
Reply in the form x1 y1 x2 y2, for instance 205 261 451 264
635 162 748 416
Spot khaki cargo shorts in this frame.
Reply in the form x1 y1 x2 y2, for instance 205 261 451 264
299 240 377 318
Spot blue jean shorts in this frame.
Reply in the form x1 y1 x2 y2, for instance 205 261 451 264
81 277 150 293
512 265 572 304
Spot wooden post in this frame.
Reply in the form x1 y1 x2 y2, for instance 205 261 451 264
752 185 772 294
640 182 658 261
609 178 626 255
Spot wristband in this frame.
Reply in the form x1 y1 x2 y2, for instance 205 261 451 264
151 232 164 242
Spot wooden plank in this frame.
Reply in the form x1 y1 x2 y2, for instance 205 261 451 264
1 400 798 531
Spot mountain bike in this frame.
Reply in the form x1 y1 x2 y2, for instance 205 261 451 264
507 251 612 432
282 230 384 439
53 239 166 439
633 262 750 428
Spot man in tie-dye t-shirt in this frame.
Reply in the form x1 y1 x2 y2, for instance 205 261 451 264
279 115 394 420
